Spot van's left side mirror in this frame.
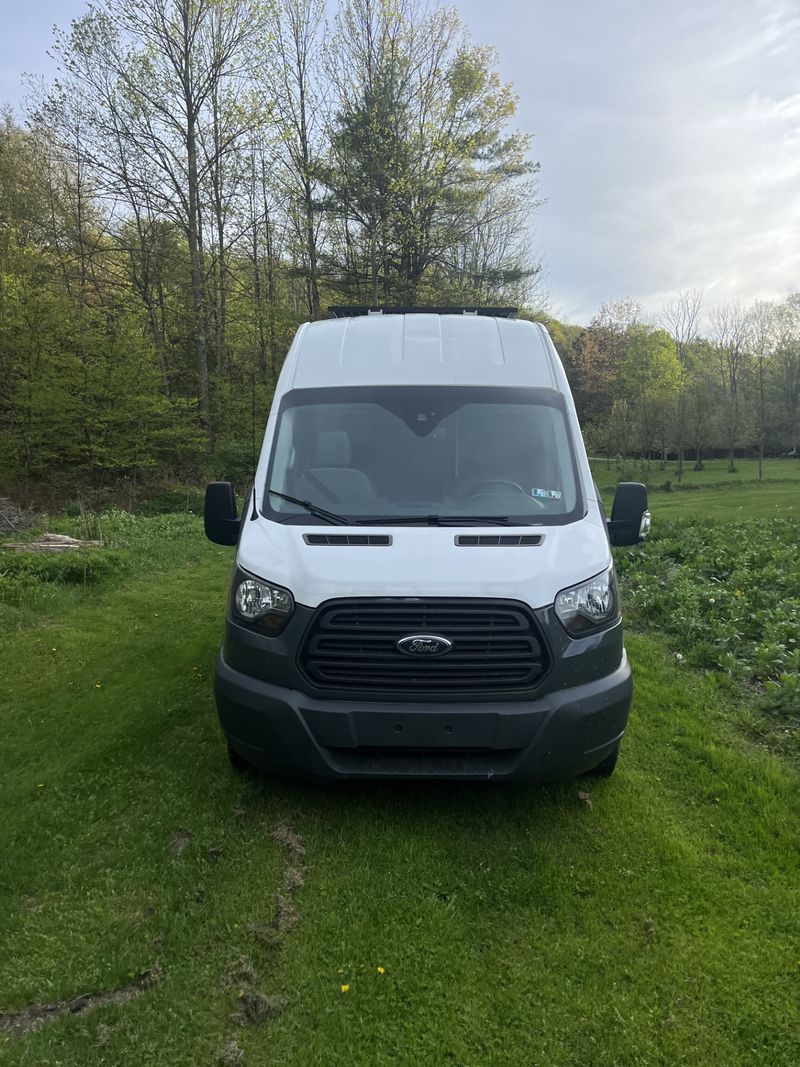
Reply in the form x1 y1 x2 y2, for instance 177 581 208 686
608 482 651 546
204 482 240 545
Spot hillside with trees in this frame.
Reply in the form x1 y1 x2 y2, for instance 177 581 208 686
0 0 798 504
0 0 540 500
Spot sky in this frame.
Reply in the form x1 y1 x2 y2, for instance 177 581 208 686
2 0 799 325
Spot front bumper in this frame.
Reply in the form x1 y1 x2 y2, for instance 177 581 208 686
214 649 633 781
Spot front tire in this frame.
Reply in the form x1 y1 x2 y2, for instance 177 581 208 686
227 743 254 774
585 743 620 779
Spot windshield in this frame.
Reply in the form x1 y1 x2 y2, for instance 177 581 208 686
264 386 584 525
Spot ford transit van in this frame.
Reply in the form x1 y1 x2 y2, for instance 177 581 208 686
204 308 650 781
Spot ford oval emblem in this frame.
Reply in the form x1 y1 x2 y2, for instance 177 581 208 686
396 634 453 656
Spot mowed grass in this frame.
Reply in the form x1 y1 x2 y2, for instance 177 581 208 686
591 456 800 489
650 482 798 521
1 509 799 1065
592 457 799 521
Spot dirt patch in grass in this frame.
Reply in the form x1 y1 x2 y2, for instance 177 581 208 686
271 893 301 936
233 989 289 1026
167 830 192 859
0 965 162 1038
281 866 305 893
216 1036 245 1065
219 823 307 1041
271 823 305 858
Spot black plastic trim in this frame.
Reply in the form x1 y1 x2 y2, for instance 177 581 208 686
303 533 393 546
455 534 543 546
328 306 517 319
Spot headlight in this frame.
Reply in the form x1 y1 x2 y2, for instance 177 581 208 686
233 572 294 634
555 566 620 637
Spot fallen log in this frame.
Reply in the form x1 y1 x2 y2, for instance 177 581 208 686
0 533 102 552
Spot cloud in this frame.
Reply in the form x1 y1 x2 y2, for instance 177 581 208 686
455 0 800 324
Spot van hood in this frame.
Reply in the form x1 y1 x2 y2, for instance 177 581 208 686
236 513 611 611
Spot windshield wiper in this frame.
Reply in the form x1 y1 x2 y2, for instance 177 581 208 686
354 515 516 526
268 489 349 526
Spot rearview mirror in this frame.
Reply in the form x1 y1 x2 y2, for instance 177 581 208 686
608 482 650 547
204 482 240 545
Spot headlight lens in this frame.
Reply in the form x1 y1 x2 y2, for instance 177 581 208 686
233 573 294 633
555 566 620 636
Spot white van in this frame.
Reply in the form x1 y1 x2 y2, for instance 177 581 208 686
204 308 650 781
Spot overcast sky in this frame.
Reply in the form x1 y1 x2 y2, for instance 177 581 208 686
2 0 798 324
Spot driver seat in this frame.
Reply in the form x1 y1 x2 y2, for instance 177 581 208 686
294 430 376 507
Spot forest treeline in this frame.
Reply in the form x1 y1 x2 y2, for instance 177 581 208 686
0 0 798 501
549 292 800 479
0 0 540 497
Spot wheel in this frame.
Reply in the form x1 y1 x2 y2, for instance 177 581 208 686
585 744 620 779
227 742 254 774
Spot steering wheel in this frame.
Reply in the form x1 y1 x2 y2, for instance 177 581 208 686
466 479 547 509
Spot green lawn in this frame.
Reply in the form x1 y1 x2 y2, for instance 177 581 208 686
649 483 798 520
1 506 799 1065
591 456 800 489
592 457 800 521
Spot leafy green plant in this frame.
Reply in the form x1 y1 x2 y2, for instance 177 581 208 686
616 518 800 725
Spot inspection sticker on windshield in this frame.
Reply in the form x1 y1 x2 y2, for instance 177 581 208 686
531 487 562 500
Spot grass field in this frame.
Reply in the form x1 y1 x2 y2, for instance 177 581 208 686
1 488 799 1065
592 457 800 521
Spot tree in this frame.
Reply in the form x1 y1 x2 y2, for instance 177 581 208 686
773 294 800 454
710 302 750 472
0 115 203 486
264 0 327 318
323 0 540 305
616 326 681 459
661 288 702 481
748 300 777 479
48 0 269 443
682 340 719 469
570 299 644 426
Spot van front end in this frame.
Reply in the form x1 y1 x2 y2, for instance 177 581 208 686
213 551 633 782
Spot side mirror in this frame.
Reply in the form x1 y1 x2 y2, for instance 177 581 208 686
204 482 240 545
608 482 651 547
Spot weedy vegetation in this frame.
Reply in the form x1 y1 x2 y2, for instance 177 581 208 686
616 519 800 750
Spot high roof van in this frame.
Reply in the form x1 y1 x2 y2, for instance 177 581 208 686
204 308 650 781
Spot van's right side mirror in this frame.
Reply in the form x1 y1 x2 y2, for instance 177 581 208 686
204 482 240 545
608 482 651 546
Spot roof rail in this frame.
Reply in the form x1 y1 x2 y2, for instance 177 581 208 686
328 306 518 319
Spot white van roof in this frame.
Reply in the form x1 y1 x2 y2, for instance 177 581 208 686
284 314 558 390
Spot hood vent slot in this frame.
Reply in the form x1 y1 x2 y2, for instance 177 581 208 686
304 533 393 546
455 534 543 547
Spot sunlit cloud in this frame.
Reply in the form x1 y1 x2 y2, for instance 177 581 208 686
456 0 800 323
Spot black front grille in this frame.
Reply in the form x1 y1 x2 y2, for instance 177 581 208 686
299 598 549 694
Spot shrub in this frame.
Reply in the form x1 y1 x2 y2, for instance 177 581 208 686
0 548 126 611
0 549 124 588
135 488 204 516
